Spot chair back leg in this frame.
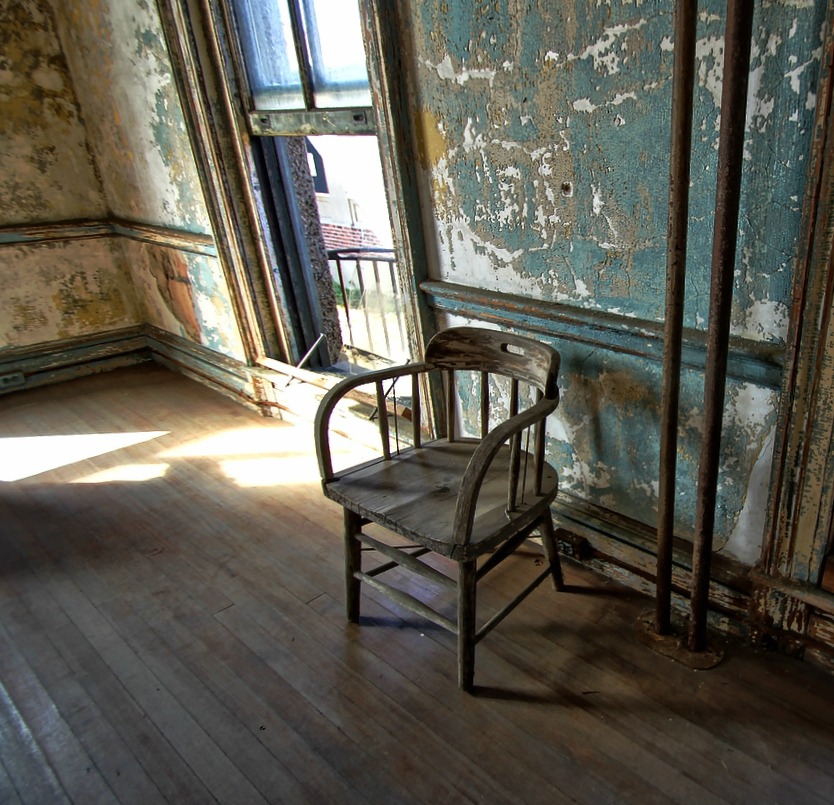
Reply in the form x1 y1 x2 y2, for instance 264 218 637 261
344 508 363 622
457 560 477 691
538 514 565 591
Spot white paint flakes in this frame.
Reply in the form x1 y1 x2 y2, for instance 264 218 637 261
574 278 591 299
722 427 774 565
568 19 648 75
660 36 674 52
573 97 598 113
424 55 497 87
730 298 790 342
591 185 605 215
695 36 725 110
572 91 636 115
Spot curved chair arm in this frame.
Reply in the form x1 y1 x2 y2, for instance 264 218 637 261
452 395 559 546
315 362 432 481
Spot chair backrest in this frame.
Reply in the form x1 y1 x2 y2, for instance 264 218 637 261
425 327 560 399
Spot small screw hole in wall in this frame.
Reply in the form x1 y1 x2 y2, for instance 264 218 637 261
561 181 574 197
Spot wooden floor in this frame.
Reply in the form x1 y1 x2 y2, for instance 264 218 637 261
2 364 834 804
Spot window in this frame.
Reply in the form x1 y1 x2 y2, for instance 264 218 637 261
228 0 412 367
233 0 375 134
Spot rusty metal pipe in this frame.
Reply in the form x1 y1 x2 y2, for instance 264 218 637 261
656 0 699 636
688 0 755 652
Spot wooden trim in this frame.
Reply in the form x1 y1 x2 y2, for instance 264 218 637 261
421 280 784 388
360 0 443 431
0 328 151 394
0 219 216 256
762 0 834 585
0 326 255 406
144 325 255 405
553 493 752 626
156 0 288 364
0 219 112 245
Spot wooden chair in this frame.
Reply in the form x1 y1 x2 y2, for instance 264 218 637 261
315 327 564 691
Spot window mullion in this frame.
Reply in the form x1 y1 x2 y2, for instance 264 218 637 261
286 0 316 110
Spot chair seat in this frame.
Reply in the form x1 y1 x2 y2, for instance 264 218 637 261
323 440 559 561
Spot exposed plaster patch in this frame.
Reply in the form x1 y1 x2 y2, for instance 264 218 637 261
567 19 648 76
572 92 636 115
424 54 497 87
573 98 598 113
731 298 790 342
695 35 725 110
720 424 776 565
591 185 605 215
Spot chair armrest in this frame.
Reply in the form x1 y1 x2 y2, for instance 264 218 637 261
452 396 559 545
315 362 431 481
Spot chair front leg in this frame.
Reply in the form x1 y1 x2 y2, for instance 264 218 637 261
457 559 477 692
538 513 564 591
344 508 363 622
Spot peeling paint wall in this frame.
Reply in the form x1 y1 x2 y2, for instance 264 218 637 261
0 239 139 345
50 0 211 232
0 0 140 349
409 0 826 564
50 0 246 361
0 0 247 362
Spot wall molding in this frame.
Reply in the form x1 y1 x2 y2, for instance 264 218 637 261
421 280 785 388
0 218 217 256
0 326 254 405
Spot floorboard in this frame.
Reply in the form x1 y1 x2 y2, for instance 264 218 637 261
2 364 834 804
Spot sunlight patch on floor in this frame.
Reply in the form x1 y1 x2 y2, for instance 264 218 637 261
72 463 170 483
0 432 169 482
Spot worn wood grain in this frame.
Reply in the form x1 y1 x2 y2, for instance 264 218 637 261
2 364 834 803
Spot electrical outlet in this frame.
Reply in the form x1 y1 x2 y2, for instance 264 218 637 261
0 372 25 389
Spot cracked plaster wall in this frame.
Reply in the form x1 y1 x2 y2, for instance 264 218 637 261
51 0 245 360
409 0 825 564
1 0 245 360
0 0 139 348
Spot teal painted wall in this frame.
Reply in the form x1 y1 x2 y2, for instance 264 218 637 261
407 0 825 564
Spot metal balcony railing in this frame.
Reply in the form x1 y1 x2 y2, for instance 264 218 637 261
328 247 409 362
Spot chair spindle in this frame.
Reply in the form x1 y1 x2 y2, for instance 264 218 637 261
412 372 421 448
376 380 391 459
480 372 490 438
446 369 456 442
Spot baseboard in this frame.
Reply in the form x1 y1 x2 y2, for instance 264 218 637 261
749 570 834 667
553 492 753 637
0 327 151 393
144 326 257 408
0 326 256 408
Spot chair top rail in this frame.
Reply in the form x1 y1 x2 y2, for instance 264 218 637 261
425 327 560 399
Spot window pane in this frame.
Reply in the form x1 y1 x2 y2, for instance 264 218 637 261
301 0 372 108
232 0 304 110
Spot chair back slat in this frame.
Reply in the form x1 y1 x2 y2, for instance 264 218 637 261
446 369 457 442
533 388 545 495
480 372 490 438
425 327 559 399
375 380 391 459
412 373 422 448
507 378 521 511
